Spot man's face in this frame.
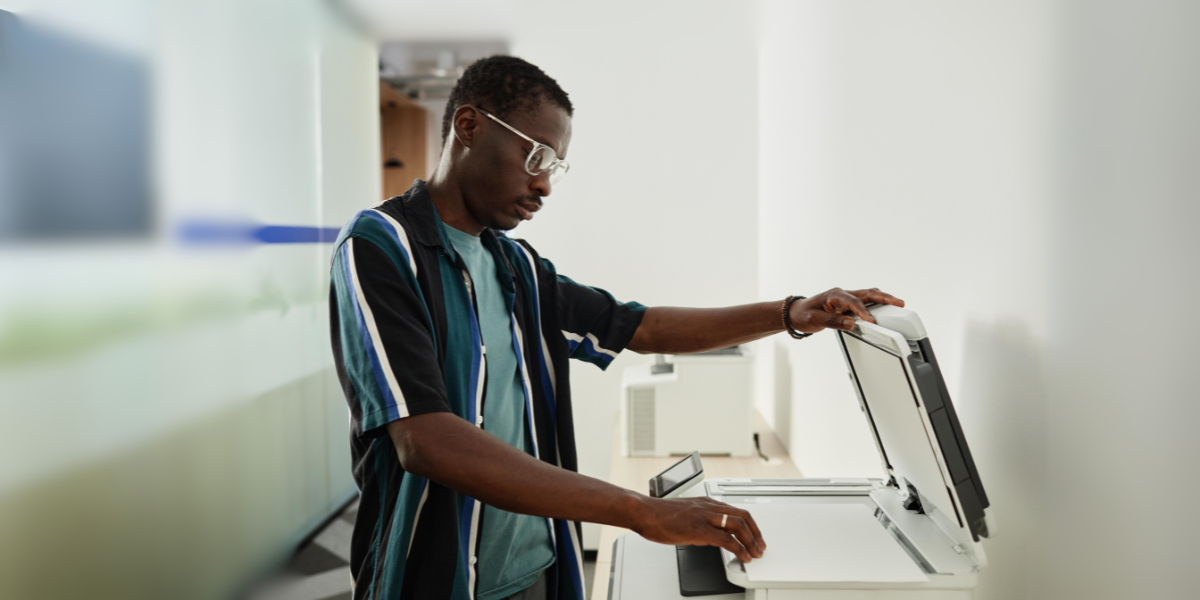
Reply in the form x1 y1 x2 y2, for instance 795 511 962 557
457 99 572 231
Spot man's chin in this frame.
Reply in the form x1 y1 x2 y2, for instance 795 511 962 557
492 215 523 232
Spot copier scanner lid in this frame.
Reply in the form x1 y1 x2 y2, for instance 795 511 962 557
837 305 991 542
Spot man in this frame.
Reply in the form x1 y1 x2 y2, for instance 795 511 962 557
329 55 903 600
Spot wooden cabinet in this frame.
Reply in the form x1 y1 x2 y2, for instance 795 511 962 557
380 83 428 199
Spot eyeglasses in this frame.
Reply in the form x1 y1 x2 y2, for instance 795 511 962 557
475 106 570 185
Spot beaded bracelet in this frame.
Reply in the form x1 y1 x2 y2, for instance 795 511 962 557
782 295 812 339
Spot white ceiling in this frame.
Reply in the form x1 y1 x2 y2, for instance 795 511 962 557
335 0 514 42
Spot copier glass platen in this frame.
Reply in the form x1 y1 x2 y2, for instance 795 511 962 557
609 305 995 599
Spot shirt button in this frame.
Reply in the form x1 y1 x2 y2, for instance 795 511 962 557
476 415 483 426
469 556 477 565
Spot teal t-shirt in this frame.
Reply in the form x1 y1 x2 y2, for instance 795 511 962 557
444 225 555 600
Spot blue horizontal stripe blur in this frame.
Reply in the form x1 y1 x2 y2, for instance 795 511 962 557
178 220 340 245
255 225 340 243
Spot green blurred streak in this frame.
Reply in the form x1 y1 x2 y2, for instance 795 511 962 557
0 279 325 366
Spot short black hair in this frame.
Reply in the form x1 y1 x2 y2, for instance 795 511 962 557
441 55 573 143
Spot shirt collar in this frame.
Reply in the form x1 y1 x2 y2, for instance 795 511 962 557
394 180 517 287
396 179 456 257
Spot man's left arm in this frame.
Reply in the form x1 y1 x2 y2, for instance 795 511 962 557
626 288 904 355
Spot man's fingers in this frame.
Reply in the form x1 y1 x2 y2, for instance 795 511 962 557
726 515 763 558
712 513 761 558
735 508 766 551
716 504 766 551
808 309 856 331
716 532 753 563
833 292 875 323
851 288 906 308
708 512 755 561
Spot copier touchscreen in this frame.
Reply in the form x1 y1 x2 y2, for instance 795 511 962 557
660 460 694 491
651 451 703 498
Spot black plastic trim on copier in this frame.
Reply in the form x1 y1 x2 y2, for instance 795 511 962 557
675 545 745 596
907 338 990 541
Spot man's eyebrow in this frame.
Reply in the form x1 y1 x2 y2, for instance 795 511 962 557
533 134 559 152
527 132 563 156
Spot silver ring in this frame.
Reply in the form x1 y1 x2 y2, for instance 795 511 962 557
721 514 728 529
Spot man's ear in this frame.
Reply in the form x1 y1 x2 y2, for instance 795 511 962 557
452 105 483 148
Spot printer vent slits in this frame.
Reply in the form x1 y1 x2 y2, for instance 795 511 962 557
629 387 656 456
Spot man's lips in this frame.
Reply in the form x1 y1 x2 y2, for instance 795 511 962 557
516 200 542 221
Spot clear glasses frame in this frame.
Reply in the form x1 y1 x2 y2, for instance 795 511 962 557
475 106 570 185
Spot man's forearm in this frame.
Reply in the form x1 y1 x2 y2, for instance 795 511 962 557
626 302 784 355
387 412 767 562
389 413 648 527
626 288 904 355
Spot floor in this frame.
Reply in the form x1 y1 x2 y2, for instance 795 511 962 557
246 501 358 600
247 412 793 600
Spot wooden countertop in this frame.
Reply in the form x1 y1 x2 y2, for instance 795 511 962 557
590 412 802 599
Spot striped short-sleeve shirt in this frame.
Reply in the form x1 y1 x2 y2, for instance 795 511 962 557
328 180 646 600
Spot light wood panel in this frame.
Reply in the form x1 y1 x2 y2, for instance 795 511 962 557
590 411 801 599
380 83 427 199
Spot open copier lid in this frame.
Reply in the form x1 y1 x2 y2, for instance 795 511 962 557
838 305 992 543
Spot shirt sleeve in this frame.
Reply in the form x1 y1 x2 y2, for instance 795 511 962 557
330 236 452 437
542 257 647 371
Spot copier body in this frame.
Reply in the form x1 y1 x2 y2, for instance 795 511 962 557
609 306 993 599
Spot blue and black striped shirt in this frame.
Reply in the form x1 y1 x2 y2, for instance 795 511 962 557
328 180 646 600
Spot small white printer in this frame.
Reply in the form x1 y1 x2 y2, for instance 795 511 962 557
621 347 755 458
610 305 994 599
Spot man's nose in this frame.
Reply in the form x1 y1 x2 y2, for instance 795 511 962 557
530 171 551 198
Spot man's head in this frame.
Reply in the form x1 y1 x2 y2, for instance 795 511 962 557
437 56 573 231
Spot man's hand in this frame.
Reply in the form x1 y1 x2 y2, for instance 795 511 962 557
630 496 766 563
788 288 905 333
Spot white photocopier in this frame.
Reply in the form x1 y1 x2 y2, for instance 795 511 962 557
609 305 994 599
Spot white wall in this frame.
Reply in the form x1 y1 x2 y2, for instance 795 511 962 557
1047 2 1200 598
510 0 760 548
758 1 1054 598
759 1 1200 598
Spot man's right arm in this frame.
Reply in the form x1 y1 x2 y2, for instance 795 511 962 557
387 414 765 562
332 234 763 562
